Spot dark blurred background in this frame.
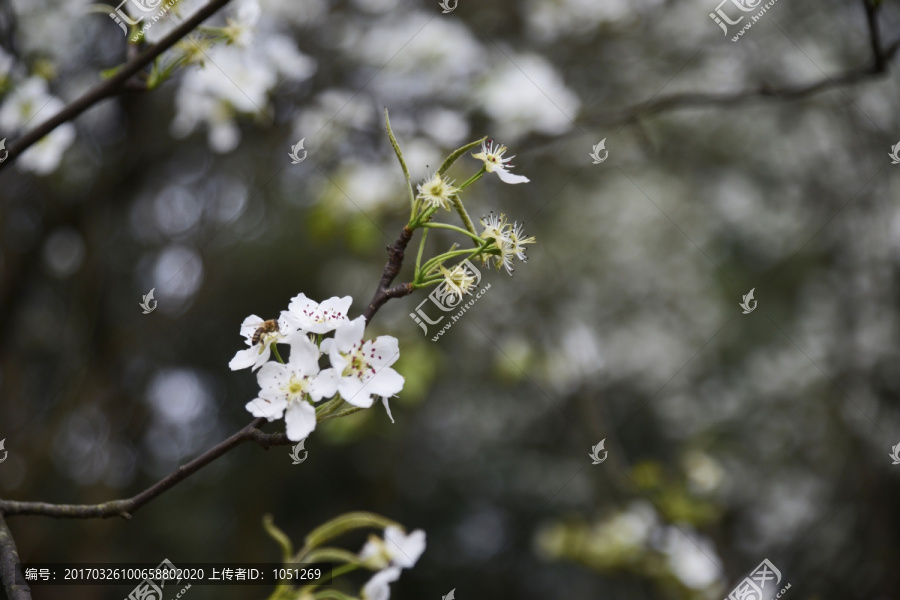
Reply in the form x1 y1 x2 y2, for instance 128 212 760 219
2 0 900 598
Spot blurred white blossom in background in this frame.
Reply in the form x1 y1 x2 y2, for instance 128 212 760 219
0 76 75 174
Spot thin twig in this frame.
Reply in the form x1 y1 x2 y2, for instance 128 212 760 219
0 0 235 170
0 418 294 519
0 219 418 520
862 0 886 72
0 513 30 600
589 30 900 126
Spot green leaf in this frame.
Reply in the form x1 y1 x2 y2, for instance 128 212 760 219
263 514 294 562
298 548 364 566
312 591 360 600
436 137 487 177
384 108 415 209
100 65 124 80
302 512 401 551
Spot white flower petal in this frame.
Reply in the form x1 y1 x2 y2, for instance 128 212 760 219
384 527 426 568
288 335 321 375
310 368 339 401
257 361 289 393
284 401 317 442
251 344 272 371
239 314 264 340
381 397 395 424
209 120 240 153
333 315 366 352
245 397 287 420
229 348 259 371
337 378 375 408
362 567 401 600
359 536 386 567
495 168 530 184
366 367 405 398
368 336 400 369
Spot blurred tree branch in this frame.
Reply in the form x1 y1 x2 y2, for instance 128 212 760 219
0 1 896 598
0 418 286 519
0 0 235 172
590 0 897 126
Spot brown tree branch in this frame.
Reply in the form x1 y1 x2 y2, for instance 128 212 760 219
363 225 416 322
0 513 31 600
862 0 887 72
590 19 900 127
0 418 294 519
0 226 418 521
2 3 893 594
0 0 235 171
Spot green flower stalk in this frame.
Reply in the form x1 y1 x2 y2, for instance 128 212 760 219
264 512 425 600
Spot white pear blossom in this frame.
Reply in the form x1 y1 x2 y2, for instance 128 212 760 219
0 47 15 83
361 566 401 600
223 0 261 46
0 76 75 175
415 172 459 211
321 316 404 411
170 35 315 152
479 212 536 275
245 335 333 441
360 526 427 570
229 313 294 371
126 0 207 45
262 35 318 80
480 211 507 243
506 220 536 262
284 293 353 334
439 263 477 301
471 140 530 184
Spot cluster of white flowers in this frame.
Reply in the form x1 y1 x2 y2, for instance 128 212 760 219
230 294 404 442
165 0 317 152
479 212 536 275
359 526 426 600
406 138 536 303
0 76 75 174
